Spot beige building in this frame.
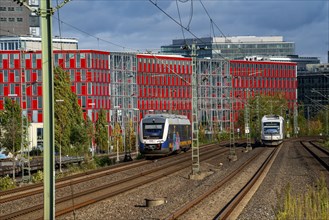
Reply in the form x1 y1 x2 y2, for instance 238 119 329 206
0 0 40 37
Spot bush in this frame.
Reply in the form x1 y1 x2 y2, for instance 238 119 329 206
276 176 329 220
80 160 97 171
94 156 112 167
32 170 44 183
0 175 16 191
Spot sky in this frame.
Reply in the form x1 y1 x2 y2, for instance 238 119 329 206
52 0 329 63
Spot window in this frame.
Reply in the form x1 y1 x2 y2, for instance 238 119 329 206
87 82 92 95
37 70 42 82
0 18 7 22
8 7 14 11
77 83 81 95
0 7 6 11
10 84 15 94
17 18 23 22
0 84 3 96
9 18 15 22
38 97 42 108
14 70 19 82
3 70 8 82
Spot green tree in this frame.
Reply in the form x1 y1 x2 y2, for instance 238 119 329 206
198 123 206 144
314 105 329 136
95 108 108 153
112 122 123 153
1 98 22 154
84 116 94 156
0 97 23 179
54 67 89 156
125 119 136 153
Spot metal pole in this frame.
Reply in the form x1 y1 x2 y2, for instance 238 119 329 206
116 108 120 163
191 43 200 175
40 0 55 218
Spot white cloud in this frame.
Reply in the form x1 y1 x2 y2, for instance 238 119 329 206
52 0 329 62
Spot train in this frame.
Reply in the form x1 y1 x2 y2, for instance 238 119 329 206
139 114 192 157
261 115 285 146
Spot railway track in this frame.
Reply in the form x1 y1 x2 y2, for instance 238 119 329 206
163 144 281 219
1 143 226 219
0 143 218 199
300 141 329 171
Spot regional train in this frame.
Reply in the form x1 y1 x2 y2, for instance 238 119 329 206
261 115 284 146
139 114 192 157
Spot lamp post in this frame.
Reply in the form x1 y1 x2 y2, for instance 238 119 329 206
89 102 95 158
114 105 120 163
133 108 140 154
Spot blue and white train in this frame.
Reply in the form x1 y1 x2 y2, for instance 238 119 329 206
139 114 192 157
261 115 285 146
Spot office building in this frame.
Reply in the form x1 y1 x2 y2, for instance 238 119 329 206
161 36 295 60
0 0 40 37
298 63 329 119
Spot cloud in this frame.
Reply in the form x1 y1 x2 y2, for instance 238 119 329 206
52 0 329 62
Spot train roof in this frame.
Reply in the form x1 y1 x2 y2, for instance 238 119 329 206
143 114 188 120
261 115 284 121
141 114 190 125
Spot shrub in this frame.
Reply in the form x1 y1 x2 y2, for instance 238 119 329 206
32 170 43 183
0 175 16 191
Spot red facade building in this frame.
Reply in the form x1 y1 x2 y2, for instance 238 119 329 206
0 49 110 123
136 54 192 118
0 49 297 148
230 60 297 119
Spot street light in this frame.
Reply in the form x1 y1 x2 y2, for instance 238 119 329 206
114 105 120 163
89 102 95 158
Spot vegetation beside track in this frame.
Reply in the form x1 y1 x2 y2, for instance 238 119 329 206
276 175 329 220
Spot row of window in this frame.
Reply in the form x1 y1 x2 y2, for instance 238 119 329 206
0 83 39 96
231 63 296 71
0 17 23 22
0 69 42 82
138 98 191 110
54 53 109 69
138 74 191 86
0 52 108 70
0 6 23 11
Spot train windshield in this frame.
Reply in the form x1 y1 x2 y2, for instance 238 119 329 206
143 124 164 139
264 127 279 134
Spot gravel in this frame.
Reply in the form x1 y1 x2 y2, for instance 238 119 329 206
3 139 327 220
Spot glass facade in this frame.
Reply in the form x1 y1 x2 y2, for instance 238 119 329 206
161 36 295 60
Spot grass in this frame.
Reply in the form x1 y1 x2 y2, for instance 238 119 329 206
276 176 329 220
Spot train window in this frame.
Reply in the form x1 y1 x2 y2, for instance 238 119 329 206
143 124 164 139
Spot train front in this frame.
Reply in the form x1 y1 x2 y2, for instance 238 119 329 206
139 115 169 156
261 115 284 146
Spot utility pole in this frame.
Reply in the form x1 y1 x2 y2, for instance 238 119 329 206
245 88 252 151
191 43 200 176
40 0 55 218
228 75 237 161
12 1 71 219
